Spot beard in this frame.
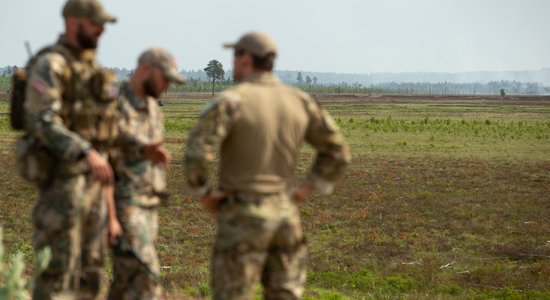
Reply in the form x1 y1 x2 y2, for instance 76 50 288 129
232 68 242 82
143 75 161 98
77 24 98 49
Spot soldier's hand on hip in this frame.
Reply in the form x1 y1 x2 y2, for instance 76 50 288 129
85 149 114 184
202 190 228 214
143 143 172 168
291 184 314 204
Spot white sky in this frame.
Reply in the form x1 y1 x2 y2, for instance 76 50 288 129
1 0 549 73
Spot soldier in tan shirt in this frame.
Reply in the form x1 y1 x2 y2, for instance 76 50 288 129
184 32 351 299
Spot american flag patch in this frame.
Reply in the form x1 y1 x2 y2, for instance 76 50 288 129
32 79 48 94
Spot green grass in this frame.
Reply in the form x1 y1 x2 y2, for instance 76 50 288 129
0 93 549 299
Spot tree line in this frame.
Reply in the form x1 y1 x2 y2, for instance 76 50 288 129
2 65 549 96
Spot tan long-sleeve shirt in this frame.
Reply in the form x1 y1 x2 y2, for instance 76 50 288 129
185 73 350 196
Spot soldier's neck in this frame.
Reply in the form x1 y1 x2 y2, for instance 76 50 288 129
130 78 147 99
242 71 270 82
64 33 83 52
59 34 84 58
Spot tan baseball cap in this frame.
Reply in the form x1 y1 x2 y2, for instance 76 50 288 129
62 0 117 24
138 48 186 84
223 32 277 57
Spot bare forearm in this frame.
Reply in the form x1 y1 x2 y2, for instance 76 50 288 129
104 184 118 223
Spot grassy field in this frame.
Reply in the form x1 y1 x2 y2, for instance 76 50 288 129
1 93 550 299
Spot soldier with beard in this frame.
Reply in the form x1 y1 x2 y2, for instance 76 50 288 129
22 0 118 299
107 48 185 300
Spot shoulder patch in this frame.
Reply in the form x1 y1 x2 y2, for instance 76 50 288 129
37 53 67 75
301 92 323 121
31 78 49 93
293 87 311 100
32 53 68 86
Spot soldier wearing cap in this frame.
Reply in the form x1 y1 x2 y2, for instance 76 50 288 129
185 32 351 299
107 48 185 300
22 0 118 299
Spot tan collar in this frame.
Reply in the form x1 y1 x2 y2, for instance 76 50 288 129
243 72 280 85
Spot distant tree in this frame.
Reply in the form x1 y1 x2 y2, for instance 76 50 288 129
500 88 506 97
285 73 292 81
312 76 318 85
305 75 312 85
204 59 225 96
2 65 17 77
296 72 303 85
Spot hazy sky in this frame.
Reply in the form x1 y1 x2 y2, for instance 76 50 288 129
1 0 549 73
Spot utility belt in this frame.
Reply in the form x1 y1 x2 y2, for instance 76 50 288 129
115 176 170 208
221 191 286 206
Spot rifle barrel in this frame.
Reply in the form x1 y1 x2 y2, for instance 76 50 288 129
24 41 33 59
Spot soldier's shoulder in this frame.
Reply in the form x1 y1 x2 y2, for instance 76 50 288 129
275 83 311 101
228 81 251 94
285 85 320 109
31 51 69 76
216 88 243 110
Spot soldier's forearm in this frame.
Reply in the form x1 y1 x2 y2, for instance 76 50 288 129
185 166 211 197
104 184 118 223
184 156 213 198
307 145 351 194
30 113 91 161
118 129 148 151
305 173 336 195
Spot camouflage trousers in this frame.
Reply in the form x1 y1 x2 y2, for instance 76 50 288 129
108 198 163 300
212 192 307 300
32 173 107 300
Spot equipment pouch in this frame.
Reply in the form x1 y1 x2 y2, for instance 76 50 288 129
90 68 120 143
10 68 28 130
16 136 53 185
90 68 119 102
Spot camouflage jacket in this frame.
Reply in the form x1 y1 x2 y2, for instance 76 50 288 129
24 35 119 163
185 73 351 197
113 82 166 207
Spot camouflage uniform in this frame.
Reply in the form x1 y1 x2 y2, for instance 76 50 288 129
185 60 351 299
107 82 166 300
23 32 119 300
